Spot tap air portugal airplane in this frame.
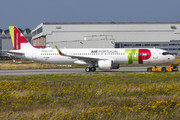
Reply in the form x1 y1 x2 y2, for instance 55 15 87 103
8 26 176 72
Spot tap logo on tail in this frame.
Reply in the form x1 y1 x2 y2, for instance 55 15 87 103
9 26 28 50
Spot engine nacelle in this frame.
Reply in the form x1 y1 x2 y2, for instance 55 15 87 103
98 60 113 70
112 63 120 69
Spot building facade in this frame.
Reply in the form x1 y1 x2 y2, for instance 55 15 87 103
31 22 180 55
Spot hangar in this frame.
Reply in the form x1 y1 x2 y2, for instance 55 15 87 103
31 22 180 55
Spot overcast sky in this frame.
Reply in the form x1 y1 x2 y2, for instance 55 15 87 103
0 0 180 30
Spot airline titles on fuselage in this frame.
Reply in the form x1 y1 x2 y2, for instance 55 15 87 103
91 50 118 53
41 50 53 52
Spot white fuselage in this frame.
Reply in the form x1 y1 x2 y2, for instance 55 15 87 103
10 47 176 65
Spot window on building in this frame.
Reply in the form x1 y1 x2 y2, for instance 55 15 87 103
151 44 159 46
169 44 177 46
145 44 150 46
124 44 132 46
135 44 141 46
115 43 120 48
32 27 43 36
169 48 177 50
170 53 177 55
161 48 168 50
161 44 168 46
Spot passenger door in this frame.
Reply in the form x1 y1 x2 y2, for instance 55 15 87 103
153 50 158 59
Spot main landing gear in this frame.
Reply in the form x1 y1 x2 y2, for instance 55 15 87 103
85 67 96 72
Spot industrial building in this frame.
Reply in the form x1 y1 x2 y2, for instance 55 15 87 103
31 22 180 55
1 22 180 56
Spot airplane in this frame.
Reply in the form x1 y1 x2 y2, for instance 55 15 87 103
7 26 176 72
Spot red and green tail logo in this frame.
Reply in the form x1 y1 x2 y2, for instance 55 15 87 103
9 26 28 50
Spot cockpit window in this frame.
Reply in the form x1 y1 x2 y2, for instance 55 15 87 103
162 52 170 55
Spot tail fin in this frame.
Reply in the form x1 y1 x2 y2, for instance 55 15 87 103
9 26 33 50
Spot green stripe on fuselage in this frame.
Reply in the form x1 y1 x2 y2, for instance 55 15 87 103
125 49 139 64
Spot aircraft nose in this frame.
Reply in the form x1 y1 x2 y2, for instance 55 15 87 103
170 55 176 62
167 55 176 62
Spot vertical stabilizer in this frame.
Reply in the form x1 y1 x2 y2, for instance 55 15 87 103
9 26 33 50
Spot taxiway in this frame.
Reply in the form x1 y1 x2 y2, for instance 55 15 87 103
0 66 171 76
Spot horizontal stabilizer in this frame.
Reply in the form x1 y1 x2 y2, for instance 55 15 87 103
7 51 24 56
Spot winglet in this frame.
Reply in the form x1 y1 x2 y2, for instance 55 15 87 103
55 45 63 55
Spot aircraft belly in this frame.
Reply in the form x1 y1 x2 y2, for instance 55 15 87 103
116 55 128 64
48 56 75 64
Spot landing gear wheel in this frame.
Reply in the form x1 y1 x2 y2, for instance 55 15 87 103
91 67 96 72
85 67 91 72
161 67 166 72
147 68 152 72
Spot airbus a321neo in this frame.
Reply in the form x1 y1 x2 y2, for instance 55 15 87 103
7 26 176 72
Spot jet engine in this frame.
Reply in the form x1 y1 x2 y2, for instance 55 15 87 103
98 60 113 70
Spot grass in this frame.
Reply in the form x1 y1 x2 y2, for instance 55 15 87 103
0 72 180 119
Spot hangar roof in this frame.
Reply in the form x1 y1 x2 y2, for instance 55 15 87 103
43 22 180 25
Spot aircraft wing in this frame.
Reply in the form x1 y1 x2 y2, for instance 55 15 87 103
55 45 106 61
66 54 102 61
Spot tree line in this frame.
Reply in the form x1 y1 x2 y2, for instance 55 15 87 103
0 28 31 34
